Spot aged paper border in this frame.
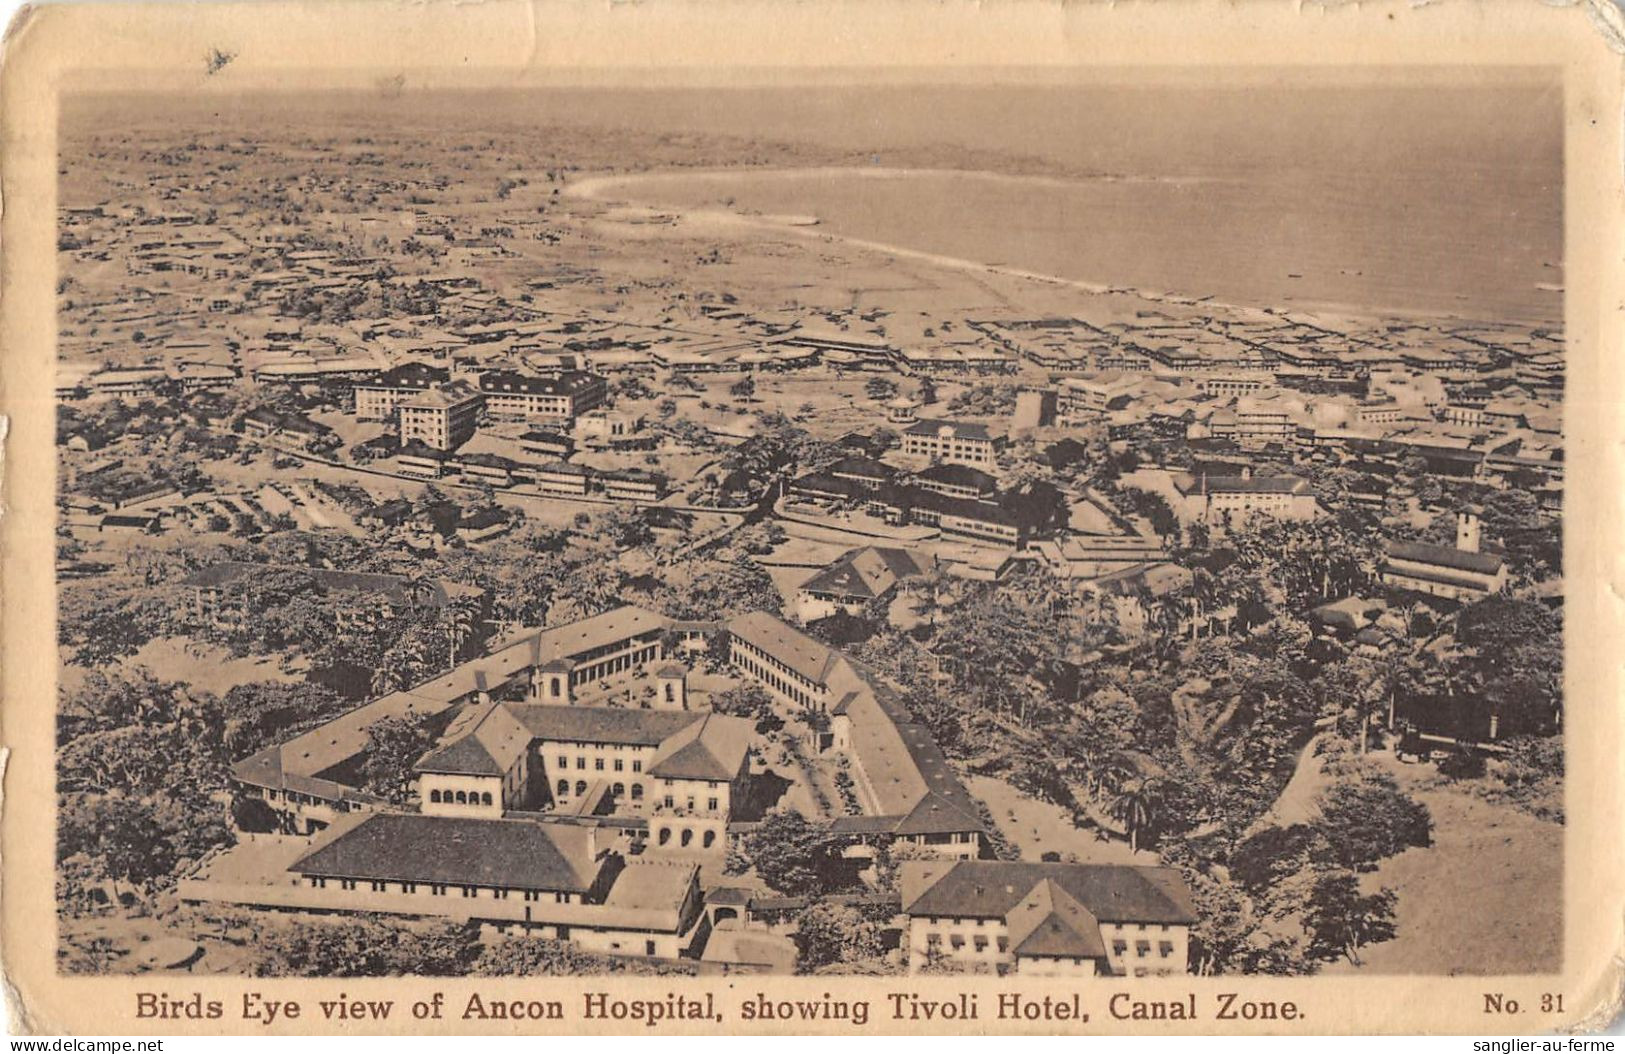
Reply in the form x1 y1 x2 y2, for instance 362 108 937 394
3 0 1622 1036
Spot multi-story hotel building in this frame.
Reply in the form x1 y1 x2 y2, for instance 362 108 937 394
900 419 999 468
901 860 1197 976
353 362 449 420
478 369 607 422
398 382 484 452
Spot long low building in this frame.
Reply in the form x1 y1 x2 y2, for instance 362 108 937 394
180 560 485 634
184 813 704 959
1379 514 1508 603
726 611 985 857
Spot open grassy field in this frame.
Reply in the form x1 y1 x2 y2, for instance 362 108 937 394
1324 755 1563 976
965 774 1160 868
59 636 306 699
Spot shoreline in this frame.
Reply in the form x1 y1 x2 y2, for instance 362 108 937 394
565 165 1562 332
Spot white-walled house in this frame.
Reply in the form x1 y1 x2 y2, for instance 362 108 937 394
900 860 1197 976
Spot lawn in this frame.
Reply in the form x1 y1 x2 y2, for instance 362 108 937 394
1323 754 1563 976
965 774 1160 867
59 636 306 699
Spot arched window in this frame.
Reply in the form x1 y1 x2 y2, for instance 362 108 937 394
481 792 493 806
664 684 675 703
680 829 693 848
612 783 625 797
429 789 442 803
631 784 644 801
455 791 467 804
556 779 568 798
575 780 587 797
702 830 716 849
658 827 672 846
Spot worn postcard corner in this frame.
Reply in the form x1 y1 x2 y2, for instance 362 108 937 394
0 0 1622 1037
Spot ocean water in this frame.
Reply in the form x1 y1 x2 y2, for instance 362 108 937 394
595 164 1561 323
66 77 1563 323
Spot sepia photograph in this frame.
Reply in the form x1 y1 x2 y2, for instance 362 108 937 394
3 0 1621 1037
46 68 1568 983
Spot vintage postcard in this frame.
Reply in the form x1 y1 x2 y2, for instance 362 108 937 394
2 0 1622 1037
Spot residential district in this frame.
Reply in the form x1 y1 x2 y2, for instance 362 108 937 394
54 117 1564 979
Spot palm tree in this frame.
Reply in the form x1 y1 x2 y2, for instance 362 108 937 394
401 573 438 613
1110 777 1162 853
906 563 954 631
444 595 479 669
370 661 405 699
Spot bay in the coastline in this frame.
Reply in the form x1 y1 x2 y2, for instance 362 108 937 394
594 166 1562 325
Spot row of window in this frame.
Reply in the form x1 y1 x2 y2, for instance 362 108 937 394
428 789 493 806
558 755 643 773
309 876 569 902
558 779 643 800
926 933 1005 954
659 795 721 812
921 933 1175 959
654 826 717 849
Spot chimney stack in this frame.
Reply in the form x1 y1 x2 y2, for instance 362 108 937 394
1456 512 1481 554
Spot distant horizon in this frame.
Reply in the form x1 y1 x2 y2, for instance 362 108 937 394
62 77 1562 325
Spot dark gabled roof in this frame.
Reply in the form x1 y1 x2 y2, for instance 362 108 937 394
414 731 504 776
891 791 985 837
289 813 595 892
727 611 842 685
397 438 452 461
827 456 894 480
646 712 753 781
798 546 927 602
1381 563 1501 594
916 463 997 491
1384 540 1504 576
479 369 600 396
902 861 1198 926
417 701 534 776
904 418 994 441
937 496 1021 527
509 705 703 748
362 362 449 389
361 362 449 389
1006 879 1109 960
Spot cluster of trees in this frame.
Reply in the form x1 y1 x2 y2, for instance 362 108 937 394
791 898 894 974
730 810 868 898
946 383 1017 416
1188 765 1431 970
57 670 352 914
709 683 784 735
